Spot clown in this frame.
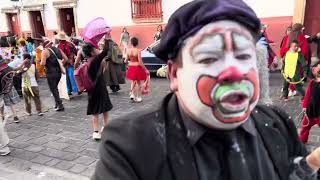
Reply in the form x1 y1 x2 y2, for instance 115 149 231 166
173 20 260 130
93 0 320 180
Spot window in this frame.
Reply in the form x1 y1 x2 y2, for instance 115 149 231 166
131 0 163 23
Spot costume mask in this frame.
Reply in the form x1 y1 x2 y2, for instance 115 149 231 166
177 20 259 130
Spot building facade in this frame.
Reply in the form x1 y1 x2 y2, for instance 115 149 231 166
0 0 318 51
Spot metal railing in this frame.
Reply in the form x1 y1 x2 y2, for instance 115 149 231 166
131 0 163 22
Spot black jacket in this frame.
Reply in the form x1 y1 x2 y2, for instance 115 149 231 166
92 93 307 180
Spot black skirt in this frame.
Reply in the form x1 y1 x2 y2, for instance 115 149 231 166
87 74 113 115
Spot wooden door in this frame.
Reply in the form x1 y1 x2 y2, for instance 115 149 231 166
6 13 20 36
59 8 75 36
304 0 320 36
30 11 45 37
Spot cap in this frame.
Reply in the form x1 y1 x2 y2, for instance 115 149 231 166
153 0 261 61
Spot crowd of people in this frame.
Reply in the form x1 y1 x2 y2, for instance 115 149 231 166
0 24 152 154
255 21 320 144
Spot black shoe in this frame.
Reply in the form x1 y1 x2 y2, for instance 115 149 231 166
56 106 64 112
13 116 19 123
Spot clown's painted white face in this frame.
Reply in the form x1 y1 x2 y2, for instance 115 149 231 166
177 20 259 130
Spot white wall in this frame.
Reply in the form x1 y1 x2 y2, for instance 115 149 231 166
162 0 192 22
0 0 12 32
244 0 294 18
77 0 132 28
20 10 30 31
43 1 58 30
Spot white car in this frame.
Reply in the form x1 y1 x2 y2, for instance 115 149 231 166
141 40 166 73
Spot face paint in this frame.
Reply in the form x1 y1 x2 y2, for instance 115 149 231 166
177 20 259 130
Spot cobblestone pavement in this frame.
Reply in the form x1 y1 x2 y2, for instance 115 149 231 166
0 72 319 179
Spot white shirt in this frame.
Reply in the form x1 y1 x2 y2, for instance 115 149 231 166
22 64 38 87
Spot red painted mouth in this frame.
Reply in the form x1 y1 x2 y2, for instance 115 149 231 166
196 68 259 124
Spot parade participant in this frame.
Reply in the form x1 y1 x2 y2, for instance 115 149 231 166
82 43 113 140
34 38 46 78
281 24 309 60
93 0 320 179
125 37 148 102
17 39 28 54
259 24 277 68
281 23 309 97
119 27 130 54
56 31 78 96
299 62 320 143
16 54 43 116
281 40 307 101
0 55 15 156
103 34 126 93
154 25 163 42
280 26 292 48
41 40 68 111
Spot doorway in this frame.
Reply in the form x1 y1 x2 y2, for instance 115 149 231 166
304 0 320 36
29 11 45 38
6 13 20 36
58 8 75 36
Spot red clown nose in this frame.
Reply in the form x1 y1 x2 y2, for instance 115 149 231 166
217 66 244 84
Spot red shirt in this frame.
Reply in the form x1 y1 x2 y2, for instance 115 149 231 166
280 34 309 61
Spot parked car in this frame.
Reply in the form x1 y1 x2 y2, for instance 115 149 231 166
141 40 166 73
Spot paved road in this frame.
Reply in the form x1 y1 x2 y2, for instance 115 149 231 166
0 72 318 179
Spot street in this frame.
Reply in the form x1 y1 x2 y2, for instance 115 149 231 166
0 72 319 180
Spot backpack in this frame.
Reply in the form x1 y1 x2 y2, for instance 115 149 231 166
111 43 124 64
74 57 94 92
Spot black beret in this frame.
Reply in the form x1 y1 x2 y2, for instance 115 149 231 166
153 0 261 61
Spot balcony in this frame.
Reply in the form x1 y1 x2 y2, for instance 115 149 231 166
131 0 163 23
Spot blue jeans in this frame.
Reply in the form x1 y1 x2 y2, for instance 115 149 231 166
66 66 78 94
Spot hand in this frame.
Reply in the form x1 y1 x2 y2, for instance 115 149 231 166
306 147 320 171
303 108 306 113
316 33 320 38
145 69 150 75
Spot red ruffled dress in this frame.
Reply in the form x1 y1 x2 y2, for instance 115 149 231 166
126 55 147 81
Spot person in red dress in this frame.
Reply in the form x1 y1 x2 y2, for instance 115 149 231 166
125 37 149 103
300 62 320 143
